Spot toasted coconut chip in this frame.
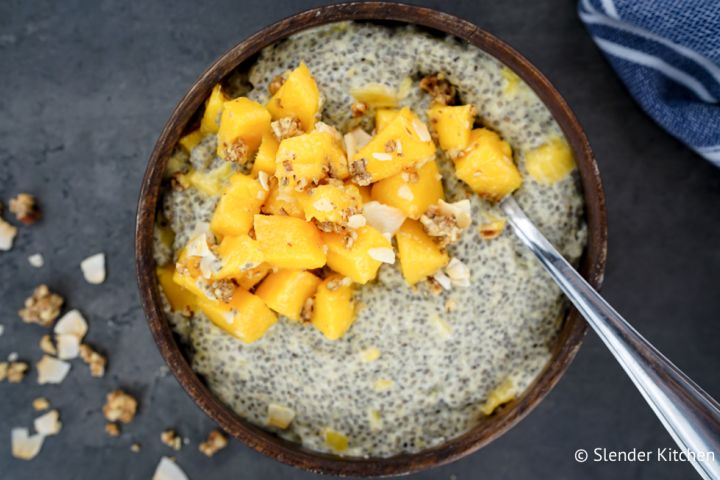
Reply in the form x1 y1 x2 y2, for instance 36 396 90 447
39 335 56 355
186 233 212 257
257 171 269 191
368 247 395 264
36 355 71 384
412 119 432 142
0 219 17 251
152 457 189 480
34 409 61 436
347 214 366 229
11 428 45 460
446 257 471 287
32 397 50 411
363 201 406 236
432 271 452 290
54 309 88 339
55 334 80 360
267 403 295 429
371 152 392 161
199 255 222 280
28 254 44 268
343 128 372 159
80 253 106 284
437 199 472 228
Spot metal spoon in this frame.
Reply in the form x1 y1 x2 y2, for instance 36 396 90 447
501 195 720 479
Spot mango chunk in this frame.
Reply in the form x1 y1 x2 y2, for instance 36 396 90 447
251 131 279 176
351 83 398 108
395 219 449 285
524 137 575 184
213 235 264 280
323 427 349 452
197 288 277 344
256 269 321 320
179 130 204 153
210 173 268 238
480 378 517 415
267 403 295 429
200 84 228 134
172 248 205 298
351 108 435 185
374 109 399 132
454 128 522 201
296 183 362 227
312 275 355 340
427 104 475 151
183 162 234 196
267 62 320 131
275 131 348 190
371 159 444 219
236 263 272 290
322 226 392 284
217 97 272 163
157 265 196 314
254 214 326 270
261 179 305 218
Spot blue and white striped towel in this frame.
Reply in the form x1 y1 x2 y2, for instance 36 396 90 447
578 0 720 166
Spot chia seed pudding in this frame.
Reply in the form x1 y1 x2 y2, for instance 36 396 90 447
154 22 587 457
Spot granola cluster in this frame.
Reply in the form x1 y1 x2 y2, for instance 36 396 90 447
9 193 41 225
18 285 64 327
102 390 138 424
198 430 228 457
419 73 457 105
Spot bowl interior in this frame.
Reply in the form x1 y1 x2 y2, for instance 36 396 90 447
135 2 607 476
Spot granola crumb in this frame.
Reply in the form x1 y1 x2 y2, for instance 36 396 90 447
32 397 50 411
268 71 288 95
222 139 249 164
105 422 120 437
39 334 56 355
18 285 64 327
102 390 138 424
198 430 228 457
79 344 107 377
161 429 183 451
350 158 372 186
130 442 141 453
419 72 457 105
351 101 368 117
9 193 41 225
7 361 29 383
271 116 304 141
477 218 507 240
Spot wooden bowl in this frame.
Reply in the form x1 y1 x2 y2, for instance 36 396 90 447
135 2 607 476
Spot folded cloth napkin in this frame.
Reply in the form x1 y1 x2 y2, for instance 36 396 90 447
578 0 720 165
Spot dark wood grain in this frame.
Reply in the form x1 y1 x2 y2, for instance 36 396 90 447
135 2 608 476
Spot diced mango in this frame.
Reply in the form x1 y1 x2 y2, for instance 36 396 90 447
179 130 204 153
352 108 435 184
210 173 268 238
480 378 517 415
371 159 444 219
351 82 400 108
267 62 320 131
200 84 228 134
256 269 321 320
267 403 295 429
501 66 522 97
375 109 399 132
261 179 305 218
312 275 355 340
213 235 264 280
157 265 196 314
197 288 277 344
183 162 234 196
395 219 449 285
236 263 272 290
323 428 349 452
524 137 575 184
254 214 326 270
275 131 348 189
427 104 475 151
296 183 362 226
217 97 272 163
322 226 391 284
251 131 279 176
172 249 205 298
454 128 522 201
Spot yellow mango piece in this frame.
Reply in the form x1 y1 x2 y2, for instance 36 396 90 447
480 378 517 415
275 131 348 189
236 263 272 290
351 83 400 108
525 137 576 184
156 265 196 314
296 183 362 226
217 97 272 163
427 104 475 151
322 226 391 284
254 214 326 270
501 66 522 97
267 62 320 131
172 249 205 298
323 428 349 452
395 219 449 285
371 159 444 219
256 269 321 320
312 275 355 340
261 179 304 218
267 403 295 429
183 162 234 196
375 109 399 132
178 130 204 153
455 128 522 201
251 131 279 176
352 108 435 184
210 173 268 238
200 84 228 134
213 235 264 280
197 288 277 344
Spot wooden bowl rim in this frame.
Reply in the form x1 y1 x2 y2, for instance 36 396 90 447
135 2 608 476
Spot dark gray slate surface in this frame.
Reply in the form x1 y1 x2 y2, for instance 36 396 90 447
1 1 718 479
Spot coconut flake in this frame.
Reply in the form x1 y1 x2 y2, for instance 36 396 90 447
34 409 61 436
371 152 392 161
446 257 471 287
353 128 372 148
437 199 472 228
432 271 452 290
363 201 406 236
412 119 432 142
153 457 189 480
186 233 212 258
0 219 17 251
36 355 71 384
28 254 44 268
312 198 334 212
11 428 44 460
397 185 414 201
80 253 106 284
54 309 88 339
347 214 366 229
199 255 222 279
368 247 395 264
8 352 18 362
0 324 4 336
257 171 269 191
55 334 80 360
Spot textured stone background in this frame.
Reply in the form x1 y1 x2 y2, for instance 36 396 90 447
1 1 718 479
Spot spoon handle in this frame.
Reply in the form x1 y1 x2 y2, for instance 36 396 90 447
501 196 720 479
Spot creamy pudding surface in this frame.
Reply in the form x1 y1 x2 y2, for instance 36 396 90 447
154 22 587 457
